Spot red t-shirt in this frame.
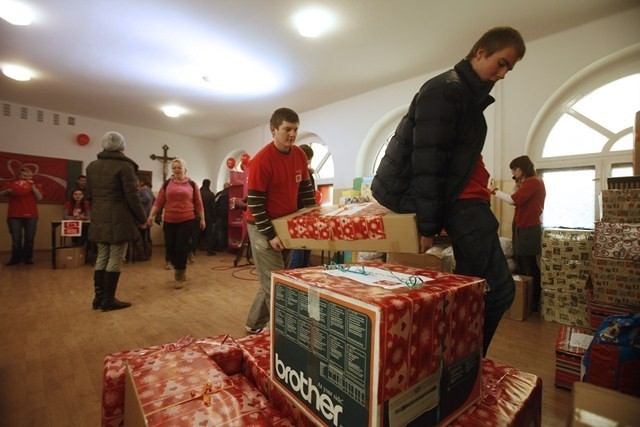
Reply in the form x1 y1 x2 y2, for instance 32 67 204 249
2 179 44 218
458 155 491 202
246 142 310 221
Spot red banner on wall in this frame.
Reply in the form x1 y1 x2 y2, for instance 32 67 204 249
0 152 81 204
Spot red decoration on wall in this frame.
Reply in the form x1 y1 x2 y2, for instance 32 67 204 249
226 158 236 169
76 133 90 146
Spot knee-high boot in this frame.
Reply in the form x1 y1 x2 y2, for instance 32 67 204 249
101 271 131 311
93 270 105 309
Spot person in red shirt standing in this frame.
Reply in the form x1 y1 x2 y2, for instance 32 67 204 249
244 108 316 334
0 166 44 265
492 155 546 311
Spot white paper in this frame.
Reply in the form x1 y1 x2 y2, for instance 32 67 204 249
324 266 432 290
570 332 594 349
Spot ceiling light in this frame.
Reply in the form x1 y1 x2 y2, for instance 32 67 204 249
2 64 32 81
294 8 333 38
162 105 185 118
0 0 34 25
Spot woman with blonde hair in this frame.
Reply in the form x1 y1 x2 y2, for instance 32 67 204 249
147 158 205 288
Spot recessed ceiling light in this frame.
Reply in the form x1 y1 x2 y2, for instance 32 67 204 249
2 64 32 81
161 105 185 118
294 8 333 38
0 0 34 25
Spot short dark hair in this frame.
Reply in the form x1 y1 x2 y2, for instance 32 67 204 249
202 179 211 188
466 27 526 61
77 174 87 180
299 144 314 160
509 155 536 177
137 175 151 187
270 107 299 129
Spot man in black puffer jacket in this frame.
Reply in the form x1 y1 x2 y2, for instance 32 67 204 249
372 27 526 356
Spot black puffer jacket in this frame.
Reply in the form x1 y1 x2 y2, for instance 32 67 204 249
372 59 495 237
86 150 147 244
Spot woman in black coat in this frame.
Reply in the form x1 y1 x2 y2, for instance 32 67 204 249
86 131 147 311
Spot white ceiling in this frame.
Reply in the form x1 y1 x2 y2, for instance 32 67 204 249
1 0 637 142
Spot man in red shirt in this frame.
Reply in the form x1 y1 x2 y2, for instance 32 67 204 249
1 166 44 265
244 108 316 334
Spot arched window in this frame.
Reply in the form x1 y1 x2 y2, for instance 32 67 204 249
297 134 334 205
530 44 639 229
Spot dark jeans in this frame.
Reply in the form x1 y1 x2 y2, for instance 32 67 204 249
215 217 228 251
163 220 197 270
289 249 311 268
445 202 515 357
203 220 216 253
7 217 38 262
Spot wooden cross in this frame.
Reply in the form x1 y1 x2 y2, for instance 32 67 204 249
150 144 176 181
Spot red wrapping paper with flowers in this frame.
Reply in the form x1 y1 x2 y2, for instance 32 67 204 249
236 331 315 427
102 335 243 427
448 358 542 427
287 203 388 241
276 262 484 403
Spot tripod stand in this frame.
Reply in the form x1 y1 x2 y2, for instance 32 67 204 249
233 234 253 267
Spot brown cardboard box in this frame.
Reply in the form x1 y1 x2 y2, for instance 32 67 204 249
272 203 420 253
55 246 85 269
505 275 533 321
386 252 443 271
570 382 640 426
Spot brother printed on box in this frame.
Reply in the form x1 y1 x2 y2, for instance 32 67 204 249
270 262 485 427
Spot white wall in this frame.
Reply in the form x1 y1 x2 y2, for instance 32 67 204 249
1 7 638 251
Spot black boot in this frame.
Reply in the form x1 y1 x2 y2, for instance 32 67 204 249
101 271 131 311
93 270 106 309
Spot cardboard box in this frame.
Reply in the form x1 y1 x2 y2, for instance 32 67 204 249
386 252 443 271
504 275 533 321
570 382 640 427
270 263 485 427
55 246 85 269
555 326 592 390
272 203 420 253
590 256 640 307
601 189 640 223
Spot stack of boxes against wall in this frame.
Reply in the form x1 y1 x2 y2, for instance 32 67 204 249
550 178 640 391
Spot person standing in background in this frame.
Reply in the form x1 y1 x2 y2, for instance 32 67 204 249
86 131 147 311
66 174 88 201
372 27 526 356
137 176 155 260
492 155 546 312
289 143 316 268
244 108 317 334
214 182 230 252
147 158 205 288
62 187 91 247
0 166 44 265
199 179 217 256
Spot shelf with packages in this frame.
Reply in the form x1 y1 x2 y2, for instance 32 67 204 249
228 170 248 250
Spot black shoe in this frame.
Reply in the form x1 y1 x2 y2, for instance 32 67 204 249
6 259 20 266
101 298 131 311
23 259 34 265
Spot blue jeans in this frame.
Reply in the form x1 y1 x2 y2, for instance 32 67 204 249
7 217 38 262
289 249 311 268
445 202 515 357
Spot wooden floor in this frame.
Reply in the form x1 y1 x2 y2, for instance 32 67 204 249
0 249 572 426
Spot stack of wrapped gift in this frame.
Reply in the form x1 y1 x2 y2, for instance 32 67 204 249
269 262 485 426
540 228 593 327
554 326 593 390
235 329 542 427
103 335 292 427
587 298 637 332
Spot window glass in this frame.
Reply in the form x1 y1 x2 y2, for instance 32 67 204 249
610 133 633 152
303 141 334 182
611 163 633 178
540 168 595 229
542 114 608 157
572 74 640 133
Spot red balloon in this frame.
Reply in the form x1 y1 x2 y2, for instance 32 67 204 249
226 158 236 169
240 153 251 166
76 133 90 146
315 189 323 204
